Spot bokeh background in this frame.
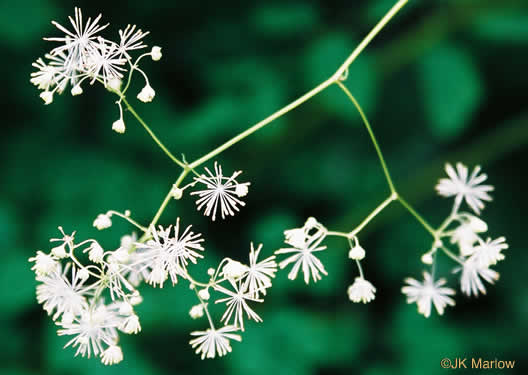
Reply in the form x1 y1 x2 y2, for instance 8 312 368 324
1 0 527 374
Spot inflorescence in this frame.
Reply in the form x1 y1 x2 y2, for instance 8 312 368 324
29 5 508 365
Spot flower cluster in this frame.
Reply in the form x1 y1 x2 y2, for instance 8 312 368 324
402 162 507 318
30 7 162 133
30 214 277 363
275 217 377 304
29 227 142 365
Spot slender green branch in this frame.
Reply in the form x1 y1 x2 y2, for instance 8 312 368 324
440 246 464 265
335 80 396 194
333 0 409 80
188 77 335 169
350 193 397 237
122 97 186 169
397 196 436 238
188 0 409 169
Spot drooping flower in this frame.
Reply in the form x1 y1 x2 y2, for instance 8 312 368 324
101 345 123 365
243 243 277 298
214 279 263 331
132 219 204 287
471 237 508 268
58 304 121 356
29 251 59 276
189 325 242 359
275 220 328 284
347 277 376 304
36 263 91 321
190 162 250 221
459 257 499 296
436 162 493 214
401 272 455 317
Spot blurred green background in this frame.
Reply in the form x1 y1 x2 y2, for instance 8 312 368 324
1 0 527 374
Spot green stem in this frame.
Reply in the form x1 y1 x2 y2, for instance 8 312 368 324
335 80 396 194
188 0 409 169
398 196 436 238
122 97 186 169
189 77 335 169
350 193 397 237
440 246 464 265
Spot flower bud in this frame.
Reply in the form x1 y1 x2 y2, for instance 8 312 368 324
222 259 249 279
71 84 83 96
198 288 210 300
151 46 162 61
112 119 126 134
93 214 112 230
137 84 155 103
40 91 53 105
189 304 204 319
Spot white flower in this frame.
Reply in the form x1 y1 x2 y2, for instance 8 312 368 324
401 272 455 317
436 163 493 214
85 241 104 263
170 184 183 200
133 219 205 286
118 24 149 57
29 251 58 276
93 213 112 230
101 345 123 365
198 288 210 301
222 259 249 280
189 304 205 319
77 268 90 283
30 58 58 90
71 84 83 96
190 162 250 221
283 228 306 248
36 263 90 320
84 39 126 86
347 277 376 304
45 8 109 64
58 304 120 358
471 237 508 268
459 257 499 296
103 259 137 300
189 325 242 360
348 237 366 260
120 314 141 334
137 84 155 102
243 243 277 298
275 230 327 284
450 222 481 256
214 280 263 331
151 46 162 61
107 77 122 92
40 91 54 104
112 118 126 133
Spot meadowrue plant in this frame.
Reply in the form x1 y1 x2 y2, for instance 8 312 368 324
29 0 508 365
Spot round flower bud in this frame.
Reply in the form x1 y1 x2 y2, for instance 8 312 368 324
348 243 366 260
112 119 126 134
421 251 434 265
107 77 122 92
151 46 162 61
207 268 215 276
198 288 210 300
171 185 183 200
137 84 155 103
189 304 204 319
222 259 249 279
468 215 488 233
40 91 53 105
78 267 90 283
235 183 249 197
93 214 112 230
71 84 83 96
